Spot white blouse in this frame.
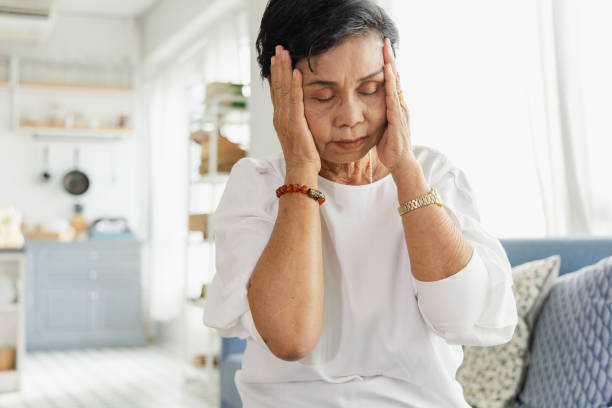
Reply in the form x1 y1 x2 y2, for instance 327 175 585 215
203 145 518 407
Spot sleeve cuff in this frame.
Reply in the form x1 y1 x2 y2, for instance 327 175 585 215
414 248 489 337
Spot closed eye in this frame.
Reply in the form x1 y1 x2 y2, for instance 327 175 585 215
360 89 378 96
316 95 335 103
359 84 381 96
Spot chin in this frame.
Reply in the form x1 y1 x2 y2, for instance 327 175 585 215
322 141 374 164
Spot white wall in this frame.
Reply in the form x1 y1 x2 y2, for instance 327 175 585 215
140 0 245 73
140 0 214 59
0 15 146 237
378 0 546 237
247 0 280 159
0 14 138 62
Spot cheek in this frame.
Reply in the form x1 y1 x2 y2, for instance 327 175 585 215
304 102 331 144
366 95 388 129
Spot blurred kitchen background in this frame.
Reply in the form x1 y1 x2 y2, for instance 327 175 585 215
0 0 610 407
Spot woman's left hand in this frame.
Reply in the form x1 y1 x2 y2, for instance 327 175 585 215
376 38 414 173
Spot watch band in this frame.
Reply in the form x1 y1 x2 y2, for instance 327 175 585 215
397 187 443 216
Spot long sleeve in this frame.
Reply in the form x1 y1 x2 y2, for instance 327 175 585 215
202 158 281 348
412 152 518 347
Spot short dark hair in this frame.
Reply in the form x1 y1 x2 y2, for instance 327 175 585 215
256 0 399 80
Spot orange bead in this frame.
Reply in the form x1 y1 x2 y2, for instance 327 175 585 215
300 185 308 193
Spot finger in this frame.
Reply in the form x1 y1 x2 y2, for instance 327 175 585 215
272 46 290 121
289 69 306 127
383 39 407 122
271 54 283 106
270 56 280 109
401 103 410 126
384 63 402 123
280 48 292 98
384 38 402 91
271 46 282 91
383 39 399 76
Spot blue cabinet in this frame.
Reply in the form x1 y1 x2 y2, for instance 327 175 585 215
25 240 146 350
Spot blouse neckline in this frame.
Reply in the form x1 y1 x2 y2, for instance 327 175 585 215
317 172 393 191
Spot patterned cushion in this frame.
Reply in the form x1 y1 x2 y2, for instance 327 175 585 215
457 255 560 408
516 255 612 408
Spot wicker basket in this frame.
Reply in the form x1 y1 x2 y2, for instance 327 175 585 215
0 347 16 371
191 130 246 174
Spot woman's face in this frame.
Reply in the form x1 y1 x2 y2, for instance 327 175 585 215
295 32 387 164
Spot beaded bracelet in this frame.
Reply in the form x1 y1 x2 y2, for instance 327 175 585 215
276 184 326 205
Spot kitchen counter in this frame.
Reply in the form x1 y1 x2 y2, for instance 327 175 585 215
0 248 25 253
24 239 146 350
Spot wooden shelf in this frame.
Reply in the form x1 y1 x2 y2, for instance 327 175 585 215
185 297 206 309
188 238 212 246
0 304 20 313
20 124 132 133
18 81 133 93
19 125 133 140
0 370 19 390
190 173 230 185
0 252 22 393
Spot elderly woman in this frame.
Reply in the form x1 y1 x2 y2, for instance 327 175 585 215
204 0 517 406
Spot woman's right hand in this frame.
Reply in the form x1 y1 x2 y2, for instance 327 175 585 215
269 45 321 175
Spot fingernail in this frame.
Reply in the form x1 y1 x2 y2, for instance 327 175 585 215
276 45 280 55
271 56 276 64
293 69 297 78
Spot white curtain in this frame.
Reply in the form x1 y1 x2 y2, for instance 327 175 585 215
145 10 250 321
378 0 612 237
145 64 191 321
528 0 612 235
525 0 595 236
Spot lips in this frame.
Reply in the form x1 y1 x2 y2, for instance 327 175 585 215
335 135 367 143
333 136 367 151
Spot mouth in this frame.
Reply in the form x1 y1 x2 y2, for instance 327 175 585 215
333 136 367 151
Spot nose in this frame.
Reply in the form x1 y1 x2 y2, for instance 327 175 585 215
334 95 364 129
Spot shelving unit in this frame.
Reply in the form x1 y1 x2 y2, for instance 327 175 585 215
22 125 133 142
18 82 133 93
0 57 8 87
0 249 25 394
181 88 249 383
1 55 134 140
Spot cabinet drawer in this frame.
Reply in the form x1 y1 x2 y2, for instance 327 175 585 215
95 266 140 283
42 266 139 287
26 239 145 350
39 248 139 270
39 289 93 332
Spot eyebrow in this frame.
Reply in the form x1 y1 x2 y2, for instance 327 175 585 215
304 67 384 87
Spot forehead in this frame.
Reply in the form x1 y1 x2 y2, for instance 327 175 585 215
298 33 384 82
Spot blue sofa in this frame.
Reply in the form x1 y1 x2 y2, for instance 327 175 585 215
218 237 612 408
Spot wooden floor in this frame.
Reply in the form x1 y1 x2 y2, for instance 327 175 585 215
0 346 219 408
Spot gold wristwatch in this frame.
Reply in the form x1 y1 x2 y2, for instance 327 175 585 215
397 187 443 216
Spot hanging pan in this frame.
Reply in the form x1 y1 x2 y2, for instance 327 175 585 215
62 147 90 196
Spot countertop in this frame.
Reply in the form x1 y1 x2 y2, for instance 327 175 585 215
0 247 25 253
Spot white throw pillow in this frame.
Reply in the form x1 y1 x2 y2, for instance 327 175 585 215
456 254 560 408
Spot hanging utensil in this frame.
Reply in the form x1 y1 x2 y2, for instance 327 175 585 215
41 145 51 182
62 147 90 196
